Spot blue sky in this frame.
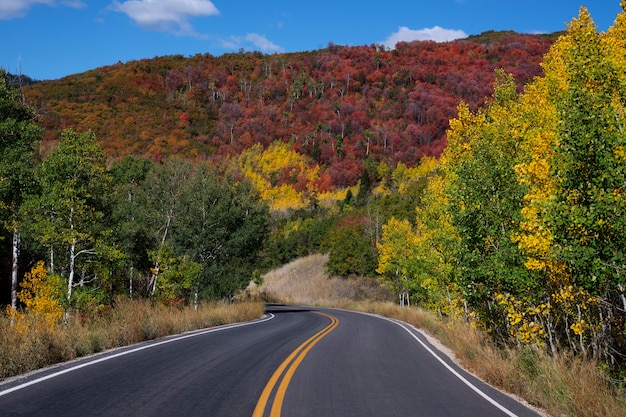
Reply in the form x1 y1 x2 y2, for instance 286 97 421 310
0 1 622 81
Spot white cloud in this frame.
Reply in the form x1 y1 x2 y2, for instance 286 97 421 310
245 34 283 53
220 33 283 54
381 26 468 49
0 0 53 19
111 0 219 35
0 0 85 19
61 0 86 8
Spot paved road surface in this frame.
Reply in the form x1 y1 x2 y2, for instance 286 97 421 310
0 304 543 417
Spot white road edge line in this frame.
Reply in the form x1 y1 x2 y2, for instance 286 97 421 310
0 313 275 397
380 315 519 417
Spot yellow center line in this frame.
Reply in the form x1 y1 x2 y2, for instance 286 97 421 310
252 312 339 417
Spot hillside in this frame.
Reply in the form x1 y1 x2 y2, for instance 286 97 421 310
248 253 392 305
23 31 556 189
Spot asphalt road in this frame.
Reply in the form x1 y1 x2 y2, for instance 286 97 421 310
0 304 543 417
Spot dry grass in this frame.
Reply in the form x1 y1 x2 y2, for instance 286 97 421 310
246 253 393 305
255 253 626 417
0 298 264 381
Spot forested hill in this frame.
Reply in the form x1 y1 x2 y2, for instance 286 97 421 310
23 31 556 189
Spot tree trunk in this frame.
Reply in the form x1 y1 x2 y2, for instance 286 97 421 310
129 262 134 299
50 245 54 274
67 208 76 302
150 208 173 296
68 237 76 301
10 229 19 310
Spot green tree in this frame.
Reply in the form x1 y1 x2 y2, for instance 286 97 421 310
171 164 270 300
549 9 626 297
0 69 41 310
414 173 462 314
147 242 202 304
109 156 154 297
24 129 112 306
138 158 193 297
325 214 376 277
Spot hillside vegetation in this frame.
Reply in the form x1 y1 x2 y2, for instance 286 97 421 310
24 31 554 191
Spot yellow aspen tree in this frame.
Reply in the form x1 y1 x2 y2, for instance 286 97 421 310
376 217 423 306
414 172 463 316
514 5 626 359
441 71 535 339
13 261 64 334
238 141 321 211
512 80 562 278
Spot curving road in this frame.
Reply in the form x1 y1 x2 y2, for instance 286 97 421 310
0 304 543 417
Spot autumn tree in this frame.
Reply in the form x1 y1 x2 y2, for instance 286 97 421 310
10 261 64 334
442 71 533 330
549 9 626 299
0 69 41 310
376 217 423 306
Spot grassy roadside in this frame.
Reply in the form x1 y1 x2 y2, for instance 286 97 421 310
251 254 626 417
0 298 264 381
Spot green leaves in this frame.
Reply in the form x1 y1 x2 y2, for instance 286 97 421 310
24 129 112 304
113 157 270 301
324 214 377 277
442 73 532 311
0 69 41 223
549 14 626 293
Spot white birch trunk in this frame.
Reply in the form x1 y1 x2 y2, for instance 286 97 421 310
10 229 19 310
68 236 76 301
50 245 54 274
150 208 173 296
129 263 134 298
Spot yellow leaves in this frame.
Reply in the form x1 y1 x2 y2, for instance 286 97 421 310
391 157 438 195
12 261 64 335
554 285 576 303
262 184 304 212
524 258 548 272
497 283 600 347
570 320 586 336
496 293 548 347
238 141 322 211
376 217 419 276
444 102 489 169
614 145 626 162
510 38 563 280
552 285 597 309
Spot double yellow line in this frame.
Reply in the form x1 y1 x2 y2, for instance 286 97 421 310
252 312 339 417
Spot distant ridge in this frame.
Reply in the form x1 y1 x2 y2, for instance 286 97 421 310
4 72 39 87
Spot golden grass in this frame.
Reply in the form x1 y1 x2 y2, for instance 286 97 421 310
246 253 393 305
0 298 264 381
256 253 626 417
